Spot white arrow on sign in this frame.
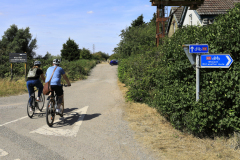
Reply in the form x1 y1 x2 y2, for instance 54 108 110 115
190 46 194 53
30 106 89 137
226 55 231 66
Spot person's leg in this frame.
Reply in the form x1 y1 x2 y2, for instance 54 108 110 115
53 85 63 113
26 80 34 106
34 79 43 98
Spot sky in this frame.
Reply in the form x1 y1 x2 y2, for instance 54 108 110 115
0 0 172 56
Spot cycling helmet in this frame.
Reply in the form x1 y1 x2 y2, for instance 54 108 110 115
53 59 60 65
34 61 41 66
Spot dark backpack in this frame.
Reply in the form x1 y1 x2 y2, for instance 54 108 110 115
27 68 38 78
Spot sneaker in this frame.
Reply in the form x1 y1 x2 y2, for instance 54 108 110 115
56 108 62 115
36 97 42 102
56 108 60 113
29 106 33 112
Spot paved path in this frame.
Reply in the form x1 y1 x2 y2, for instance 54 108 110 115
0 63 159 160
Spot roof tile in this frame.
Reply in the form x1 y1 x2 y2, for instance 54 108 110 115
196 0 238 15
171 6 184 23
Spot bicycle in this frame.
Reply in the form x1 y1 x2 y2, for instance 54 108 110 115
27 85 45 118
46 84 68 127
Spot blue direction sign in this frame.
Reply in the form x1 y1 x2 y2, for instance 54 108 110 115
189 44 208 53
201 54 233 68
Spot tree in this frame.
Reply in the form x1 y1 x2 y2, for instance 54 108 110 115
92 51 109 60
0 24 37 77
109 53 119 60
61 38 80 61
35 55 43 59
149 12 156 25
131 14 145 27
0 24 37 58
43 51 52 60
80 47 92 59
113 14 155 58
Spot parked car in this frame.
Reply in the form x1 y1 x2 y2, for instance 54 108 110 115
110 59 118 66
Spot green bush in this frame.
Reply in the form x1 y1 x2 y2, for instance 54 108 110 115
60 59 96 81
118 3 240 136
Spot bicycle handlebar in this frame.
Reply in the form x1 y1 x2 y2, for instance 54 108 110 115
62 84 71 87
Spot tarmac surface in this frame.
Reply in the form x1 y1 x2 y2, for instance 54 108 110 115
0 63 159 160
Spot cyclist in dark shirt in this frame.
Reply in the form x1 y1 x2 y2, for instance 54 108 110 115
26 61 45 103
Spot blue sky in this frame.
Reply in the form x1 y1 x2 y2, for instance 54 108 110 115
0 0 171 56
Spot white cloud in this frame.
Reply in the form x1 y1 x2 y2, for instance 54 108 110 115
145 5 150 7
0 12 3 15
87 11 93 14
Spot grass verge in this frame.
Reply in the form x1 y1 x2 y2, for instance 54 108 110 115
0 77 28 97
118 80 240 160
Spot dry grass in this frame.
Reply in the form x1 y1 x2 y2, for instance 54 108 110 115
0 77 28 97
118 80 240 160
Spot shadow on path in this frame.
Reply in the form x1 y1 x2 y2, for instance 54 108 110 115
54 112 101 128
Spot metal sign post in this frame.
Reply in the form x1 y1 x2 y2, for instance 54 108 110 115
196 54 200 101
183 44 208 101
183 44 234 102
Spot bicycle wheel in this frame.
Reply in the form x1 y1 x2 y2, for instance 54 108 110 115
38 93 45 112
59 102 64 117
46 100 55 127
27 96 35 118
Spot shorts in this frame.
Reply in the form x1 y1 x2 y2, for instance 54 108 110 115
51 85 63 96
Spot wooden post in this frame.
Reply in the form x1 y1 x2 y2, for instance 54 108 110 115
156 5 166 47
156 5 160 47
25 63 27 81
25 52 27 81
11 63 13 81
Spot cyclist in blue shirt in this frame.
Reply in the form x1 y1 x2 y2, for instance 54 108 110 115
45 59 71 114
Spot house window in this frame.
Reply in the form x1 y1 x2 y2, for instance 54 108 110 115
189 14 192 26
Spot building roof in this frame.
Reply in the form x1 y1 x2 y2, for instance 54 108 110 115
196 0 239 15
166 6 185 34
171 7 184 23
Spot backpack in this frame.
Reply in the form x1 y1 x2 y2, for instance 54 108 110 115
27 68 38 78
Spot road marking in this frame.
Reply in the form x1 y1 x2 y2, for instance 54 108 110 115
0 149 8 157
0 116 28 127
30 106 89 137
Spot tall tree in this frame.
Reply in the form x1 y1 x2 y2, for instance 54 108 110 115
149 12 156 24
131 14 145 27
113 14 156 58
0 24 37 77
0 24 37 58
61 38 80 61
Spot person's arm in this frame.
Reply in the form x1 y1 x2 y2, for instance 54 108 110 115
62 74 71 86
40 74 45 82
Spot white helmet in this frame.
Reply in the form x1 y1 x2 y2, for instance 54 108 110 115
53 59 60 64
34 61 41 66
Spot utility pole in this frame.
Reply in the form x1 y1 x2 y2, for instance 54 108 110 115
93 44 95 54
